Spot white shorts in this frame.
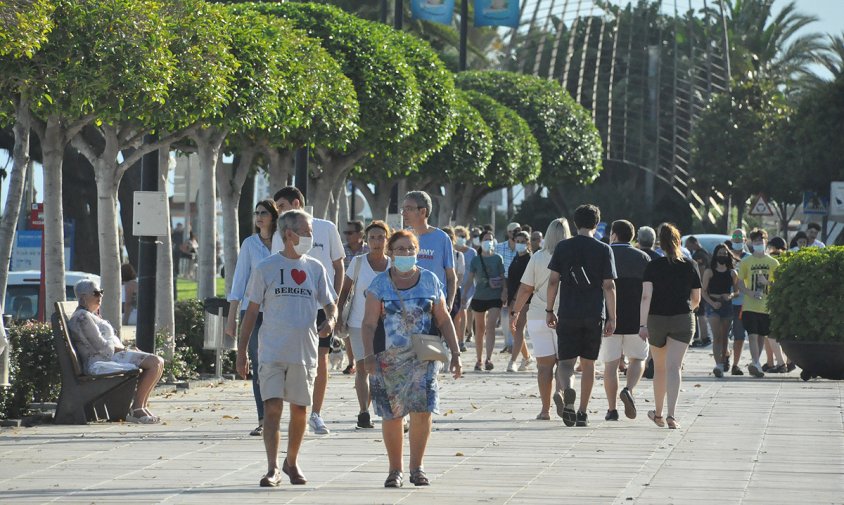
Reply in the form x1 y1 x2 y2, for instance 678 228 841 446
599 334 649 363
258 362 316 407
347 326 365 362
526 318 557 358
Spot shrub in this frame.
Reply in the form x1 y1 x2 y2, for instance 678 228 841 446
0 322 61 419
768 246 844 342
155 331 198 381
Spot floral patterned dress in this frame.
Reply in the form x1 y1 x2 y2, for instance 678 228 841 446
367 268 445 419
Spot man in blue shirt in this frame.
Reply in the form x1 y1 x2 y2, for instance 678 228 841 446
401 191 456 310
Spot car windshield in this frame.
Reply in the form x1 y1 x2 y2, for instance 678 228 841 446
4 285 78 321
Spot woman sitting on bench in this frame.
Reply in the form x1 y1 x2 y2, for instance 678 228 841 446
68 279 164 424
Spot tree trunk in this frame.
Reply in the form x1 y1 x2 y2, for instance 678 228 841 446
118 157 142 268
155 147 175 360
216 146 256 297
436 182 456 226
266 148 293 195
193 128 227 300
0 98 31 309
93 158 122 331
355 178 393 221
41 116 68 310
238 171 255 246
311 148 367 219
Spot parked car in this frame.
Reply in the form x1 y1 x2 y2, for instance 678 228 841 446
682 234 732 255
3 270 101 322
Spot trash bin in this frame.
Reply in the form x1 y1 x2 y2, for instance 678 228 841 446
203 297 235 379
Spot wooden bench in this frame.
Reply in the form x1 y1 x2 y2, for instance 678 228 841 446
52 302 140 424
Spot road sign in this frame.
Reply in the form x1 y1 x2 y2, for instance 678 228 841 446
803 191 829 215
749 195 774 217
830 182 844 217
28 203 44 230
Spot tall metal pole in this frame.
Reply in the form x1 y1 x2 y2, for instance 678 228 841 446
394 0 403 30
136 135 158 353
381 0 388 23
459 0 468 71
294 147 308 202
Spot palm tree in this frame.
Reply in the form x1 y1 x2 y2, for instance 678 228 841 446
713 0 824 86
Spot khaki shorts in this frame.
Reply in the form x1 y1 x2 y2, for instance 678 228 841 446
258 362 316 407
648 313 695 348
599 334 649 363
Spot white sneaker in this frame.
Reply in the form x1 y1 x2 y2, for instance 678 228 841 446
309 412 330 435
506 360 517 373
518 356 536 371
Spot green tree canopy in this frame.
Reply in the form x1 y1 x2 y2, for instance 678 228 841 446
456 70 603 188
0 0 54 58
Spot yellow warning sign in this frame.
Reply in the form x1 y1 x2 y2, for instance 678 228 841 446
749 195 774 217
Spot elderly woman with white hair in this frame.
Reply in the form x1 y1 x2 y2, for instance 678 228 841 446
67 279 164 423
509 218 571 420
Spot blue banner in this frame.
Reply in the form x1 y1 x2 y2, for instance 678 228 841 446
474 0 520 28
411 0 455 25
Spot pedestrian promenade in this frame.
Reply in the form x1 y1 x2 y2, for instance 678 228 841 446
1 346 842 504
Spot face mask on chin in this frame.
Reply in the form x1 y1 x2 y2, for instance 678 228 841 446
293 233 313 255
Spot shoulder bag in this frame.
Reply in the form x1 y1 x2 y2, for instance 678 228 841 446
388 271 448 363
479 255 504 289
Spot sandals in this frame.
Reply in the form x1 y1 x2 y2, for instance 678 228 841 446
126 408 160 424
259 470 281 487
250 424 264 436
666 416 680 429
535 411 551 420
409 468 430 486
384 470 403 488
647 410 665 428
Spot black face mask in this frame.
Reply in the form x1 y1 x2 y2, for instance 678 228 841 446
716 257 729 265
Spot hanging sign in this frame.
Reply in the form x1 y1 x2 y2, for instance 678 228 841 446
474 0 520 28
411 0 455 25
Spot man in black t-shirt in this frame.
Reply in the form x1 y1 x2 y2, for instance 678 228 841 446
603 220 651 421
546 205 617 427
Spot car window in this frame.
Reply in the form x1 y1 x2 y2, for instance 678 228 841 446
4 286 39 321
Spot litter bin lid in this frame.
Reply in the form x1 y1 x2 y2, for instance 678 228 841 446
203 297 230 317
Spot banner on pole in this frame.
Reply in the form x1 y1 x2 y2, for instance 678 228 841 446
474 0 520 28
411 0 455 25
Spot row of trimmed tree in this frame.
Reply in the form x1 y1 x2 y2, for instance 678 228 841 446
0 1 603 338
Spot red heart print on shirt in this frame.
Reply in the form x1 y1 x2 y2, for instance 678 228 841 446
291 269 307 285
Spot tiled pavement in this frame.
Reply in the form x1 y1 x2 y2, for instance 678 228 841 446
1 342 842 504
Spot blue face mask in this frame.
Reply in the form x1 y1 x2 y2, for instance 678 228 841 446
393 255 417 272
515 243 528 254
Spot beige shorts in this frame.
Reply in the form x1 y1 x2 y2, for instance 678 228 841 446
526 318 557 358
599 334 649 363
258 362 316 407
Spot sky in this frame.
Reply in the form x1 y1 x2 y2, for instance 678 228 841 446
2 0 843 212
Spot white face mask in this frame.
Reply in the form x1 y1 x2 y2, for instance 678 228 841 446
481 240 494 252
293 233 313 255
472 237 481 247
456 237 467 247
515 243 528 254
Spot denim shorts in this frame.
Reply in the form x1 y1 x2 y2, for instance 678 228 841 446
705 302 733 319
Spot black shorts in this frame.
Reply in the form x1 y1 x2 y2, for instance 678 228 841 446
470 298 502 313
450 288 461 319
316 309 333 348
741 311 770 336
556 318 604 361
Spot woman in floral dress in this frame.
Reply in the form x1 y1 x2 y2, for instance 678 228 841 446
361 230 463 488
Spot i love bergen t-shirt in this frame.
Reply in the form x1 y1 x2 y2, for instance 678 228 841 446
245 252 335 368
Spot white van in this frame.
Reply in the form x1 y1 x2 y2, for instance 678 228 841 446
3 270 101 321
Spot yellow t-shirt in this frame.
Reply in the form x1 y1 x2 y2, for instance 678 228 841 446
738 254 779 314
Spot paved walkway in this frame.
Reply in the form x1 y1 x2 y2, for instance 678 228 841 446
1 342 843 504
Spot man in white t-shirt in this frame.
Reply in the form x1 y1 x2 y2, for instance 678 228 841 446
237 209 337 487
271 187 344 435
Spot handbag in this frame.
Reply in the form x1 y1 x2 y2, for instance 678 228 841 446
479 255 504 289
341 255 364 322
389 272 449 363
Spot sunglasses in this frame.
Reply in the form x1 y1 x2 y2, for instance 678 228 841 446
343 230 359 235
254 210 271 217
92 291 104 297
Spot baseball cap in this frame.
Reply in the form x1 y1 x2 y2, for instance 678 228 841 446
74 279 103 298
506 222 521 232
